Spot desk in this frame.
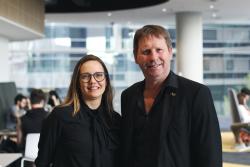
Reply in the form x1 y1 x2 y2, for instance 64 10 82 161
0 129 17 141
0 153 22 167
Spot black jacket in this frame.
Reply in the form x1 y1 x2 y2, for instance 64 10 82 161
35 103 121 167
120 71 222 167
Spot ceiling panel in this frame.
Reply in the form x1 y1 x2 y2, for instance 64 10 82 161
45 0 169 13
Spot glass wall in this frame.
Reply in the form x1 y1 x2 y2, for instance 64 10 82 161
9 24 250 130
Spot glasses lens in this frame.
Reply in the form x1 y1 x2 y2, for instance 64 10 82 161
80 72 106 82
93 72 105 82
80 73 91 83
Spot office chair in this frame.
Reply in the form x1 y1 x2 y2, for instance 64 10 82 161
21 133 40 167
228 88 250 143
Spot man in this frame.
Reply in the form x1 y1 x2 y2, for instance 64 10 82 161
16 89 48 151
121 25 222 167
6 94 28 130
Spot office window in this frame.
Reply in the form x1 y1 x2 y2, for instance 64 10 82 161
226 60 234 71
69 28 86 38
203 29 217 40
9 24 250 122
115 54 127 71
71 41 86 48
122 28 133 39
249 60 250 70
45 27 70 38
105 27 113 49
204 59 210 71
115 74 125 80
69 54 86 71
168 29 176 40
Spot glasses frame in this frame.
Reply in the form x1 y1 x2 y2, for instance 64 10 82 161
80 72 107 83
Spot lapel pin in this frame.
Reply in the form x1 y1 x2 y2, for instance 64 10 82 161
170 92 176 96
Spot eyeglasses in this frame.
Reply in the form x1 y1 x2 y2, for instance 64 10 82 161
80 72 106 83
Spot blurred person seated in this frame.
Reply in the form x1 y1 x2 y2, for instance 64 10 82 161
47 90 61 109
16 89 49 152
239 128 250 146
237 87 250 122
6 94 28 130
236 87 250 148
44 90 62 112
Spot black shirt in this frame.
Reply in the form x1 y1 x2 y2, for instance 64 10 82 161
21 108 48 150
133 72 177 167
35 102 121 167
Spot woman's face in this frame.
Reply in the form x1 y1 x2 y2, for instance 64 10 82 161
79 60 106 102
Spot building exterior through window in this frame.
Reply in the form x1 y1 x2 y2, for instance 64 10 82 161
9 24 250 130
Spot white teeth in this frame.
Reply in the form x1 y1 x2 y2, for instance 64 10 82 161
88 86 99 90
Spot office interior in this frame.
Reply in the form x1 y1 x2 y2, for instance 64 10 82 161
0 0 250 165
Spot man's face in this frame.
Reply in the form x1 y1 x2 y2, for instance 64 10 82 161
135 35 172 81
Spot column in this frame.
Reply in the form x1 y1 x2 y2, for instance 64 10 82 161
175 12 203 83
112 24 122 51
0 37 10 82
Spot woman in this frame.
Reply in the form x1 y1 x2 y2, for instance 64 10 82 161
35 55 121 167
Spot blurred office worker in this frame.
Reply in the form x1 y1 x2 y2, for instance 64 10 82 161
237 87 250 146
6 94 28 130
46 90 62 112
35 55 121 167
237 87 250 123
120 25 222 167
16 89 48 151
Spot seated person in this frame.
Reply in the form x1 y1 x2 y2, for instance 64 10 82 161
6 94 28 130
237 87 250 122
239 128 250 146
16 89 49 152
237 87 250 146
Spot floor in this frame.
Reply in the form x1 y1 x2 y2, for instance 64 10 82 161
222 132 250 167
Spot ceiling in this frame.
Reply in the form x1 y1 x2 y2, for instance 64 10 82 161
0 17 44 41
45 0 168 12
45 0 250 27
2 0 250 41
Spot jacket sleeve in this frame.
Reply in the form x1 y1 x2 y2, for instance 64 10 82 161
190 86 222 167
120 89 133 167
35 108 62 167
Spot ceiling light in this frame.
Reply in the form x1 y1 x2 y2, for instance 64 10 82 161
107 12 112 17
209 5 214 9
212 12 217 18
162 8 167 12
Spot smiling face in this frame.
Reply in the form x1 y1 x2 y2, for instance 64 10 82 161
79 60 106 103
135 35 173 82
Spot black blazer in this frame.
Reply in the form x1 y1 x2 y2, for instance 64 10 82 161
120 72 222 167
35 104 121 167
